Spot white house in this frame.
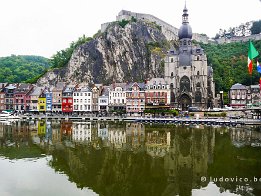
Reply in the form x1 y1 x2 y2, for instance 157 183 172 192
98 86 109 112
108 83 127 111
73 86 92 113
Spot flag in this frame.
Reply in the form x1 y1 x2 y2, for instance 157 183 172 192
248 41 259 75
259 77 261 91
257 61 261 73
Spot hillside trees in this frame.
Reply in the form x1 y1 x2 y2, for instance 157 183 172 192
0 55 50 83
250 20 261 35
50 35 93 68
201 40 261 92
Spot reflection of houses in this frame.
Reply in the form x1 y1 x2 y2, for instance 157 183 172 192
45 121 52 144
61 120 73 140
52 121 62 143
97 122 109 147
98 122 108 140
230 128 261 147
38 120 46 136
72 122 92 142
145 131 170 157
126 123 145 151
108 125 126 149
163 127 215 195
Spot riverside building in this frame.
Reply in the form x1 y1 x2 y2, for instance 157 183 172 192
164 5 215 110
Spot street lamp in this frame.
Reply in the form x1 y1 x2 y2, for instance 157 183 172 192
220 91 224 108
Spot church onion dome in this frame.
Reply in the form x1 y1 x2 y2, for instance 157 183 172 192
178 24 192 39
178 4 192 39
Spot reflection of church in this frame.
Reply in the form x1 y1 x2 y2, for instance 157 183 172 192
164 5 215 110
163 127 215 196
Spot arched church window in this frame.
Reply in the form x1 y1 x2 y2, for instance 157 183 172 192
171 72 174 77
180 76 190 92
183 40 187 45
170 83 174 89
196 83 200 88
197 56 200 61
188 40 191 45
195 91 202 102
197 71 200 76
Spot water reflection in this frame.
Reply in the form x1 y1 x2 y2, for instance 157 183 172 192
0 120 260 196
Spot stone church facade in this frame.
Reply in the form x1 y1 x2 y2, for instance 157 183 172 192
164 5 215 110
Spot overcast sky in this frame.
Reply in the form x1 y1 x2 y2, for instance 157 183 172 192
0 0 260 58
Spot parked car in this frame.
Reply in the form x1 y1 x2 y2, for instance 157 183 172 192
188 107 199 112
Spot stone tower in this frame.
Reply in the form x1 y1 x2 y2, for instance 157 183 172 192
164 4 215 110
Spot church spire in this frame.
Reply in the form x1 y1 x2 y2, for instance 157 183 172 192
182 1 189 24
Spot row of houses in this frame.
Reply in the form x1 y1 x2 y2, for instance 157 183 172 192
2 80 259 115
0 78 171 116
229 83 261 108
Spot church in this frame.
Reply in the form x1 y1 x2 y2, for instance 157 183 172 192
164 5 215 110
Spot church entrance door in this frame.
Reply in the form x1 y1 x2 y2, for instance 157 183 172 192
179 94 192 111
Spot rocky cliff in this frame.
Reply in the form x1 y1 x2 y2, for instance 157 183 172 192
38 20 171 86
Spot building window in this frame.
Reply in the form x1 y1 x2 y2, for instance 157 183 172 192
197 71 200 76
170 83 174 89
195 91 202 102
171 58 174 63
180 76 190 92
171 72 174 77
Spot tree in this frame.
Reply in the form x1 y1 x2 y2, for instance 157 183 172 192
250 20 261 35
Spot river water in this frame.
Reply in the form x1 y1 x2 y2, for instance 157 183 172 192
0 120 260 196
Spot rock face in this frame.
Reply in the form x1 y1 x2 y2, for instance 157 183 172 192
38 20 169 86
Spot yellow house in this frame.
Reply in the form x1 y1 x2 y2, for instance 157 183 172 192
38 91 46 112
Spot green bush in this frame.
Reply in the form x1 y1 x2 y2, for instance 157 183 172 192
118 19 129 28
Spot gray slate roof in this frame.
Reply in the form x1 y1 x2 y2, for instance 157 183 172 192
230 83 246 90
